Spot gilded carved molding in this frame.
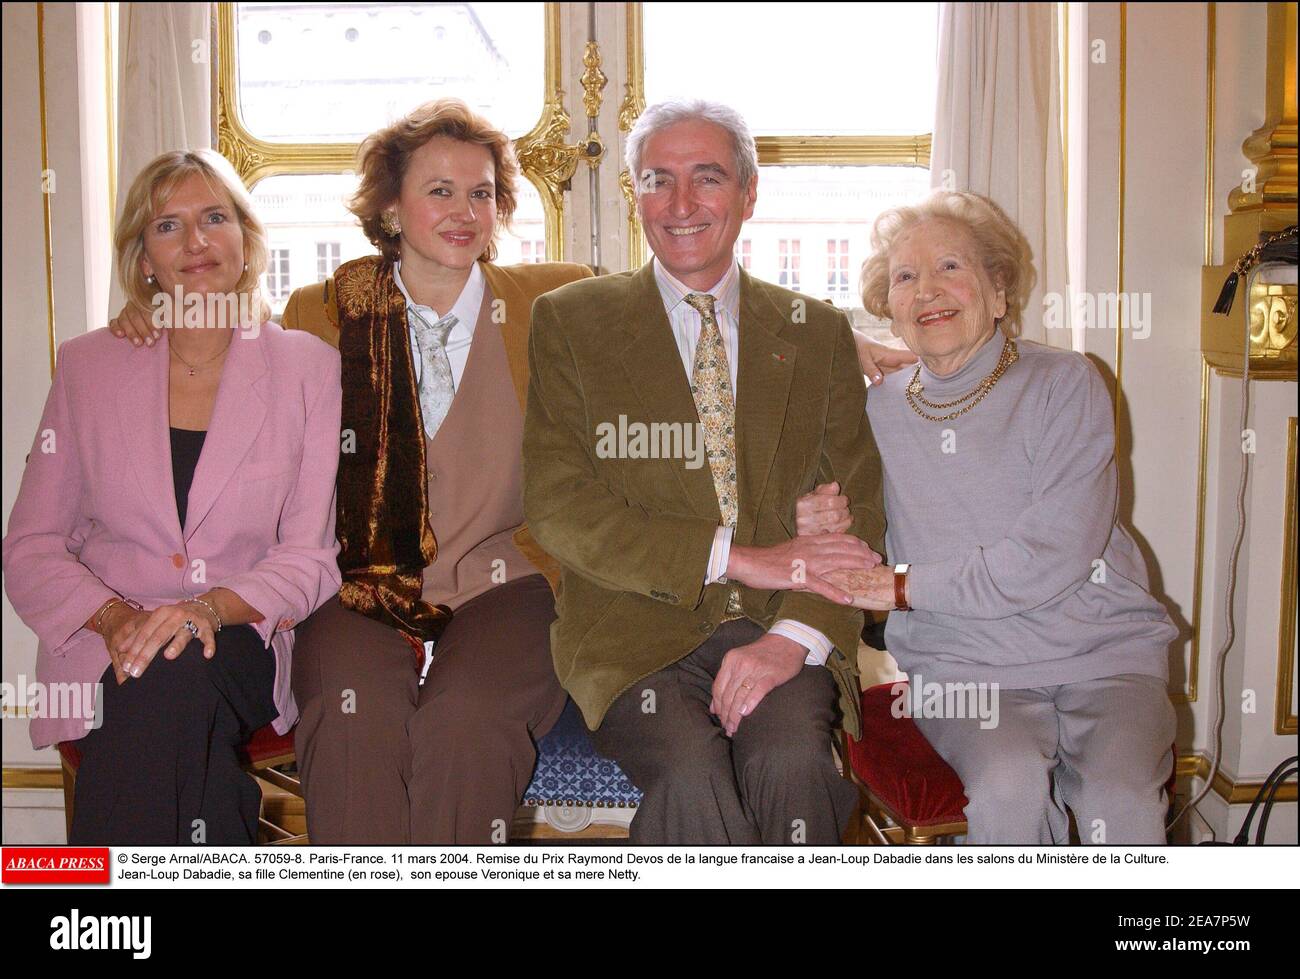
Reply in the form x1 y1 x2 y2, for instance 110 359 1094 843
621 2 647 268
1227 2 1297 213
213 1 572 259
581 41 607 120
617 2 933 269
514 95 581 220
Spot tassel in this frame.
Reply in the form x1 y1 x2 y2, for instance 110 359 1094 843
1212 270 1240 315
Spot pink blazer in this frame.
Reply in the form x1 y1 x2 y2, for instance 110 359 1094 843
3 323 342 749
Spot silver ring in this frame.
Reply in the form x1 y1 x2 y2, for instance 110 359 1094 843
183 620 200 639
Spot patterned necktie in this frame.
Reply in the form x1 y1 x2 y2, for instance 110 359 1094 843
684 292 744 620
409 309 458 439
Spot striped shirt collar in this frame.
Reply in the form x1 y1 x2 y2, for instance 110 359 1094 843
652 257 741 321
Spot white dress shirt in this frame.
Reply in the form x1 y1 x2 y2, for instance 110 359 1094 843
394 260 485 391
652 257 833 667
396 260 485 676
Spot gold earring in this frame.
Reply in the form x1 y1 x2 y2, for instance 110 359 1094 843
380 211 401 237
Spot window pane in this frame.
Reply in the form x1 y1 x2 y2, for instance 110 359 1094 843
236 2 546 142
743 165 931 342
644 2 938 136
251 172 544 316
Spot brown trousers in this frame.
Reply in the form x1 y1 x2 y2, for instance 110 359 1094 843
592 619 858 844
291 574 567 844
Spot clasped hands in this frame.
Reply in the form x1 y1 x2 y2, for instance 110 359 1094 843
709 481 893 736
97 600 220 685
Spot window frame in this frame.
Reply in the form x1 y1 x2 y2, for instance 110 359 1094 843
826 237 850 298
316 241 341 282
621 2 933 268
213 1 576 261
778 239 801 292
265 246 291 302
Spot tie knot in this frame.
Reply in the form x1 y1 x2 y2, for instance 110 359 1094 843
413 310 457 346
684 293 717 319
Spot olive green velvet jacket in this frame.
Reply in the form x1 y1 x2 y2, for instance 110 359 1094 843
522 262 886 737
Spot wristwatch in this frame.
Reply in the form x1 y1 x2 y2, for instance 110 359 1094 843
893 563 912 611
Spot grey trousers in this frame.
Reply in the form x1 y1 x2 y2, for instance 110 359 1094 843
592 619 858 845
912 673 1176 844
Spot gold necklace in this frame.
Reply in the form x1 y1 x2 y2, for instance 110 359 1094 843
905 336 1019 422
169 332 233 377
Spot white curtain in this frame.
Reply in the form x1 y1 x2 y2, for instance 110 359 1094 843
110 2 212 312
931 2 1069 348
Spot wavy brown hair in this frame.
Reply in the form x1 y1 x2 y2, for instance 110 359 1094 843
349 99 520 264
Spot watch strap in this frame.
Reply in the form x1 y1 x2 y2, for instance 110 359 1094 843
893 568 911 611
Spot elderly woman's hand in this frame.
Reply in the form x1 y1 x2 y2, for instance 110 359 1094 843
854 334 918 385
116 602 219 680
796 481 852 535
108 302 162 347
823 565 896 611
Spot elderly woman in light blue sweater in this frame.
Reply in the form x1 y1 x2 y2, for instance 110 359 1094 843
826 191 1176 844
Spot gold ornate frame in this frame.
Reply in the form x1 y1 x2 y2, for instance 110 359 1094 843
1277 416 1297 735
213 1 574 260
618 2 933 269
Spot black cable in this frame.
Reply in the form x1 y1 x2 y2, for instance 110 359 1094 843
1232 754 1298 845
1255 764 1297 845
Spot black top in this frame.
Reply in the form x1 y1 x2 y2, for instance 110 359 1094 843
170 427 207 528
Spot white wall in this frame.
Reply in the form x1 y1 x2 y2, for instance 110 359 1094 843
3 1 113 842
1074 1 1295 843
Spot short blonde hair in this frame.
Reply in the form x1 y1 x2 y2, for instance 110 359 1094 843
115 149 269 319
859 191 1035 337
349 99 519 264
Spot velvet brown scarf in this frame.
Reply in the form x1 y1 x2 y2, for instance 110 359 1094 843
331 256 451 642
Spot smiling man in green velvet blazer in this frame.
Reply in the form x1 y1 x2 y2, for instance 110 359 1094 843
523 99 886 845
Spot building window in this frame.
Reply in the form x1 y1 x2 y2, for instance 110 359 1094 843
520 240 546 264
778 239 801 291
317 242 341 281
826 238 850 298
643 2 937 339
738 239 752 270
220 2 551 280
266 248 291 301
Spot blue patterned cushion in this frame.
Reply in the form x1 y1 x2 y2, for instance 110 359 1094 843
524 699 642 807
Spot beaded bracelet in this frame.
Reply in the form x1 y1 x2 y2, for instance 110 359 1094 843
93 596 142 633
186 596 223 632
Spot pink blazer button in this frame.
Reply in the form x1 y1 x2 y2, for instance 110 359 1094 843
171 553 185 569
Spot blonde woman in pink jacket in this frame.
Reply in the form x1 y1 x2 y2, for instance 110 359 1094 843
2 150 342 844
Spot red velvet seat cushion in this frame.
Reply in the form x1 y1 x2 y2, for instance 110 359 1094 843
57 739 82 771
59 724 291 772
845 682 969 828
238 725 294 767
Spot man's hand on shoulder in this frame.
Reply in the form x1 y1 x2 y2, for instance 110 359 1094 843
853 333 918 385
710 633 807 738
